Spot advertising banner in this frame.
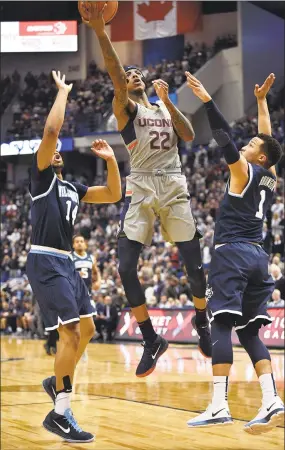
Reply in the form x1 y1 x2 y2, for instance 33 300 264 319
115 308 284 348
1 138 73 156
1 21 78 53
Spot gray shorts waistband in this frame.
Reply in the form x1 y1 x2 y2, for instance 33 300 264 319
130 168 182 177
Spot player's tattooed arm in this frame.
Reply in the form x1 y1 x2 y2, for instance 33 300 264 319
37 71 72 171
153 79 195 141
82 140 122 204
83 3 135 117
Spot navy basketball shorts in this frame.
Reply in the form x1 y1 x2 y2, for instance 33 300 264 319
26 252 96 331
206 242 274 331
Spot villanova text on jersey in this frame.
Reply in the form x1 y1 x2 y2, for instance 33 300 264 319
29 155 88 251
214 163 276 245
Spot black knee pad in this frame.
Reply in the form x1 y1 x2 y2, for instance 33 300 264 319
176 239 206 298
237 327 271 365
211 320 233 365
118 237 145 308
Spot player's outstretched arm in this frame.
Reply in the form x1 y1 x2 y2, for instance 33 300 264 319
254 73 275 136
185 71 248 184
153 79 195 141
81 140 122 204
37 71 72 171
255 73 277 177
83 4 135 120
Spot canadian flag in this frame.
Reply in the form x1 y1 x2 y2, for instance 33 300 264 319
110 1 202 42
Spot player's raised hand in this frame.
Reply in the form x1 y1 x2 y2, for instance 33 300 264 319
185 72 211 103
91 139 115 161
152 79 170 103
52 70 73 93
254 73 275 100
82 2 106 36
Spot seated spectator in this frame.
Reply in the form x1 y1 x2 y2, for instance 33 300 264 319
94 296 118 341
268 289 285 307
158 295 169 308
179 293 193 308
178 276 192 300
270 265 285 300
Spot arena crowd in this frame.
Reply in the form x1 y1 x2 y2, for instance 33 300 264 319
4 34 237 141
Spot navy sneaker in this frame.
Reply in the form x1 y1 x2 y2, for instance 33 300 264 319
42 376 56 404
43 408 94 443
191 315 212 358
136 335 168 377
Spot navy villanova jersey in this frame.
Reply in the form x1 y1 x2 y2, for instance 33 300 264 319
29 155 88 251
72 252 94 292
214 163 276 245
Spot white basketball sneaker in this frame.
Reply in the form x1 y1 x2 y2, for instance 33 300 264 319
244 396 284 435
187 403 233 428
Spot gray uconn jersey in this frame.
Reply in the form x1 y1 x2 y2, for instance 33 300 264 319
120 102 181 170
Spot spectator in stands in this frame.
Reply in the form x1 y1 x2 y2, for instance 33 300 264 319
268 289 285 307
178 276 192 300
94 295 118 341
270 265 285 301
179 293 193 308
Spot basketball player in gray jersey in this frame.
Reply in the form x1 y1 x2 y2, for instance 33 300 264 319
84 4 211 377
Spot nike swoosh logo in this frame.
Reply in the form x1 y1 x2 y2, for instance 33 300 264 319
267 402 276 412
212 340 218 346
212 408 225 417
152 344 161 360
53 420 70 433
198 265 202 269
51 386 56 398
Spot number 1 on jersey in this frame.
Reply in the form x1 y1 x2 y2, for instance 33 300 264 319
66 200 78 225
255 190 266 219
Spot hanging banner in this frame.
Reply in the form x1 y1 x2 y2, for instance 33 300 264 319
111 1 202 42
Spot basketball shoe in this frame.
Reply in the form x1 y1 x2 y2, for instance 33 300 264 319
244 396 284 435
42 376 56 404
187 402 233 427
43 408 94 443
191 315 212 358
136 335 168 377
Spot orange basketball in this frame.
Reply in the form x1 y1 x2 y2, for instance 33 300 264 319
78 1 118 25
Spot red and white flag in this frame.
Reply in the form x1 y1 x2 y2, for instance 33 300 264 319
110 1 202 42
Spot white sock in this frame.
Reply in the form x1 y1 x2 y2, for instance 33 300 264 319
259 373 277 407
54 392 71 415
212 376 229 409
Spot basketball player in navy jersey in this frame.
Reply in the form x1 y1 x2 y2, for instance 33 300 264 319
72 235 101 295
186 72 284 433
26 70 121 443
83 3 212 378
72 234 101 358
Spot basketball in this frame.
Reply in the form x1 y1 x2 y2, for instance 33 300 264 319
78 1 118 25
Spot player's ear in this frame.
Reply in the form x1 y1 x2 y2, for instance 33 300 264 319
258 152 267 165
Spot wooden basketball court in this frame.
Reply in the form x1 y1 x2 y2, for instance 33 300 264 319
1 337 284 449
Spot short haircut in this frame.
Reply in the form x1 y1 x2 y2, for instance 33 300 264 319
257 133 283 168
72 234 85 243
